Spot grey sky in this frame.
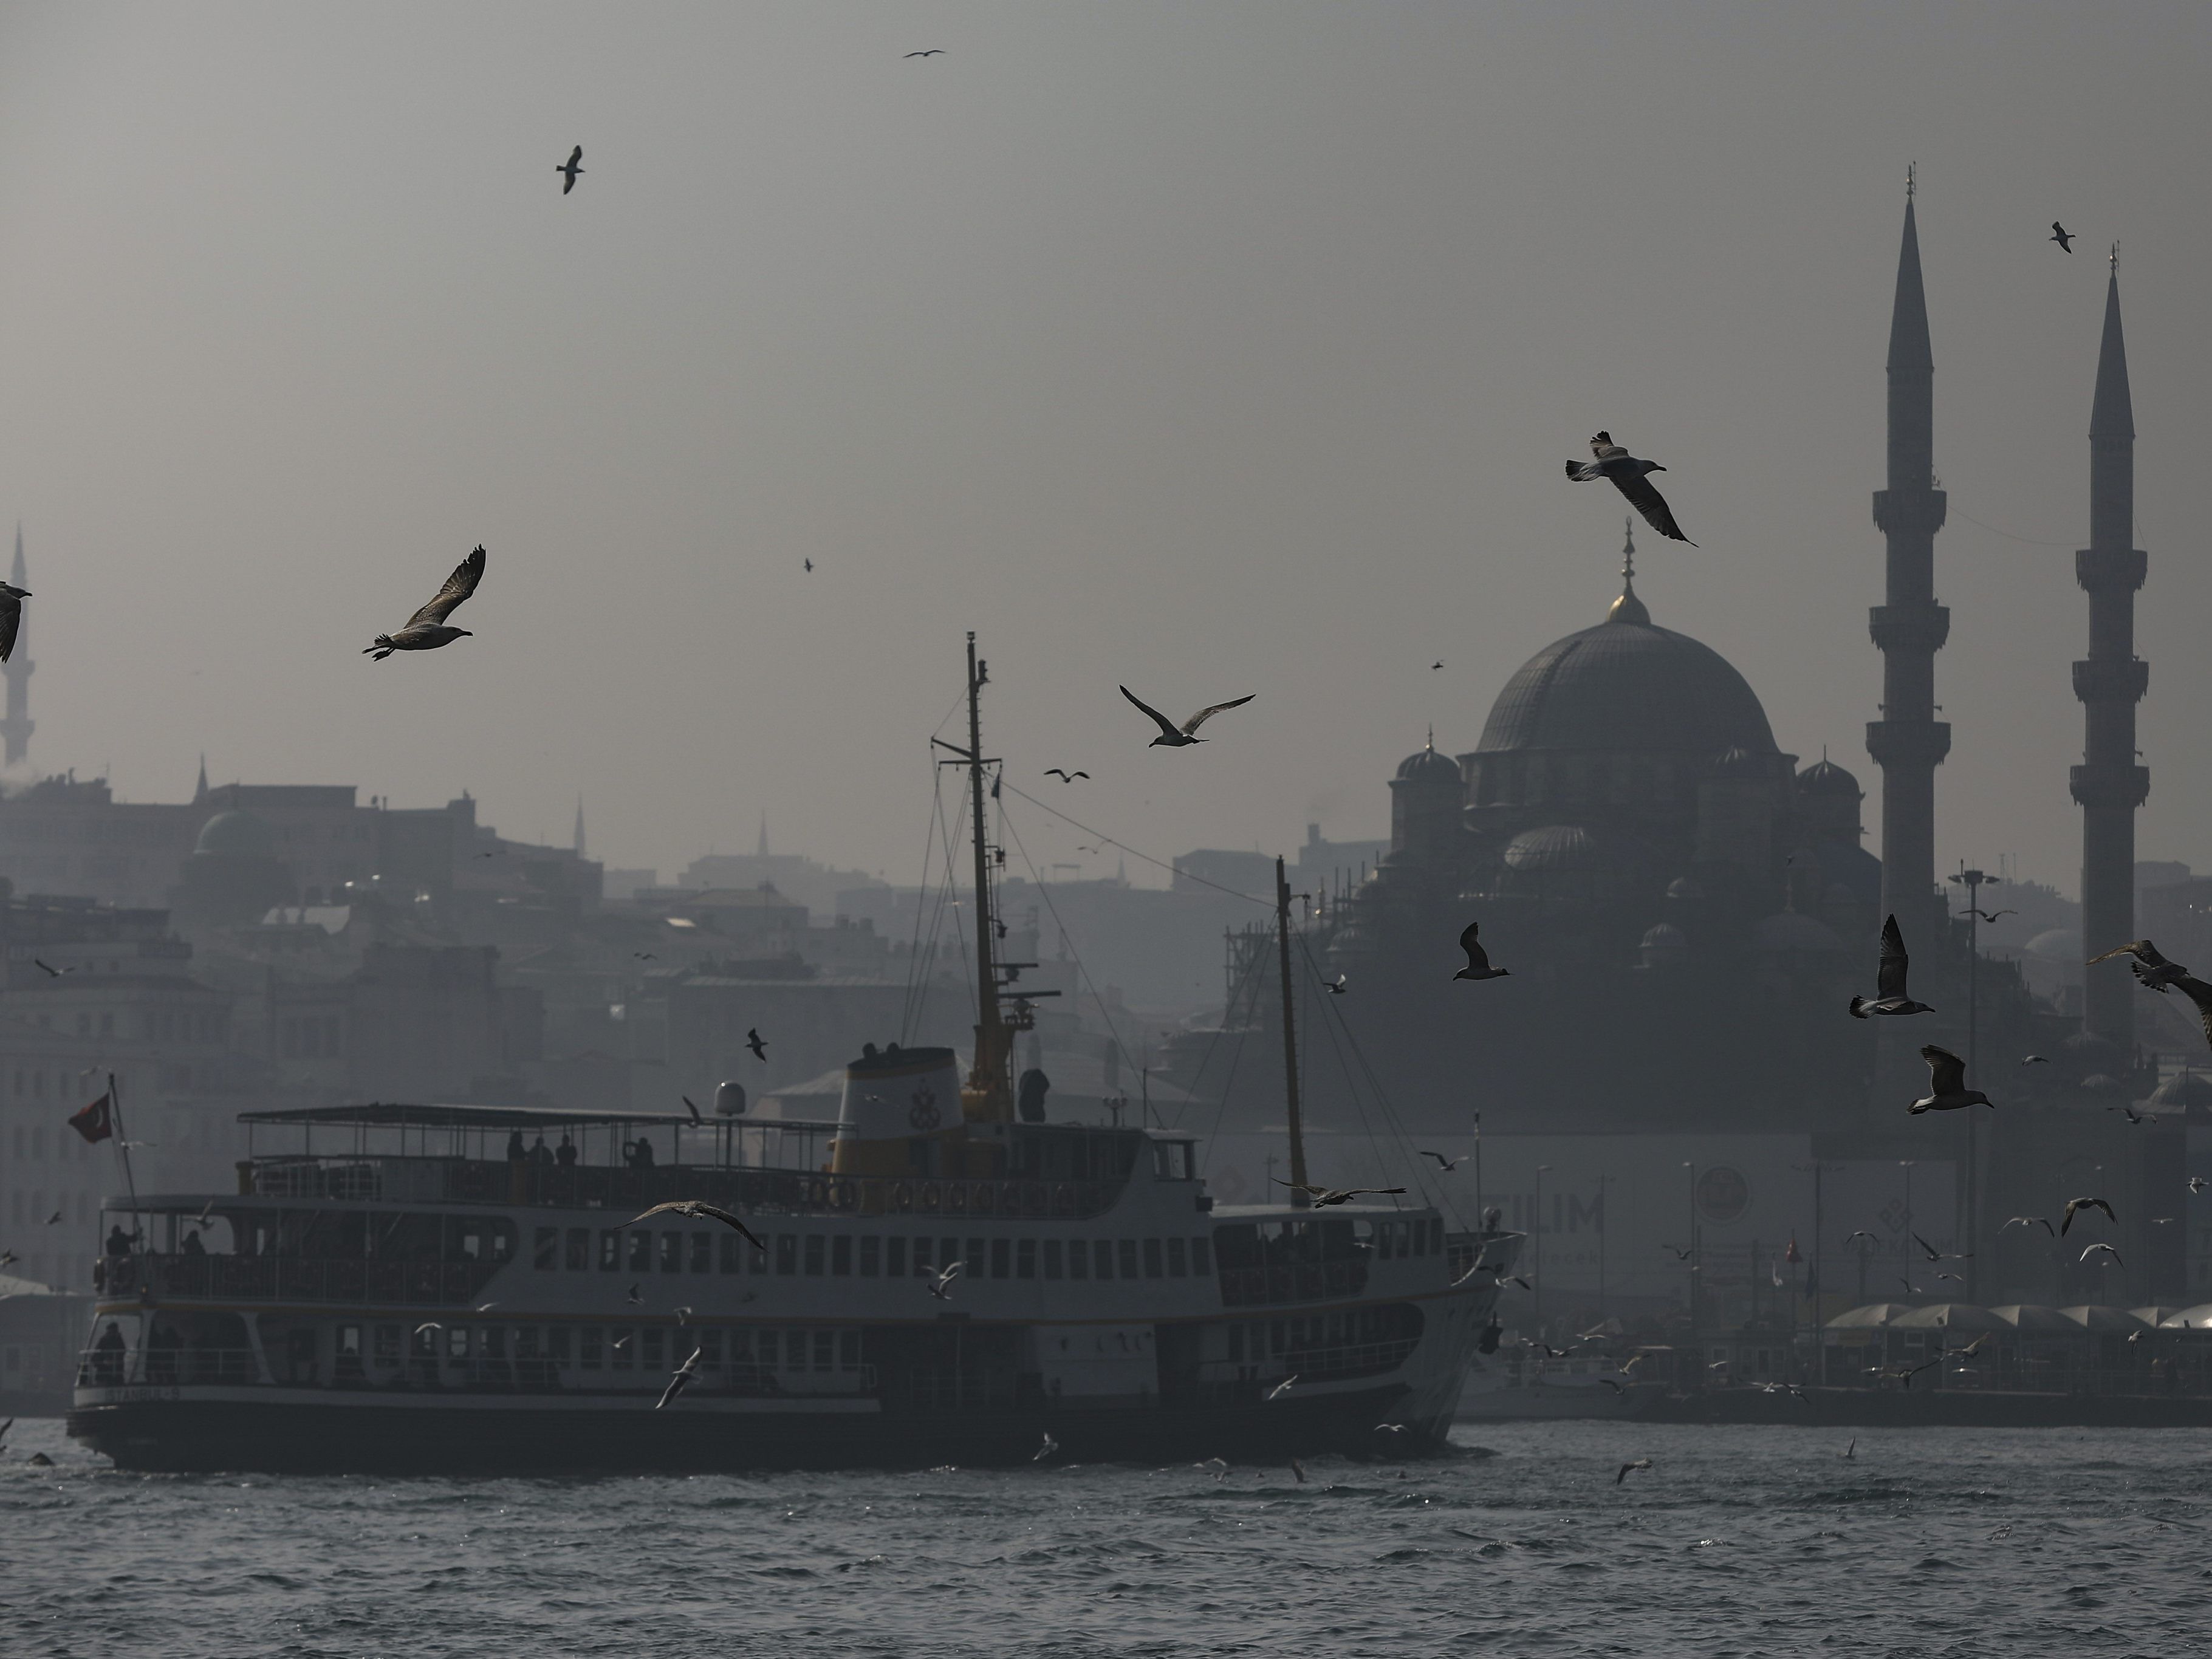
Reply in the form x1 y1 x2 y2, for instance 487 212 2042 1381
2 2 2207 895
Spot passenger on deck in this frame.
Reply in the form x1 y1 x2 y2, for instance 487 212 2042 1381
529 1135 553 1167
625 1137 656 1169
91 1321 126 1386
556 1133 578 1166
105 1223 133 1259
181 1229 206 1257
506 1130 528 1163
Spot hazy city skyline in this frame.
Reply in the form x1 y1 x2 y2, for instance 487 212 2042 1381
5 4 2211 898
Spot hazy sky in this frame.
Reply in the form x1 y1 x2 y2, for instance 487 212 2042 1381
4 2 2209 897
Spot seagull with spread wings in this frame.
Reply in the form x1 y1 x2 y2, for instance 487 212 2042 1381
629 1199 767 1253
2004 1216 2055 1236
1565 432 1695 544
1419 1150 1468 1172
656 1344 702 1409
558 145 584 194
2061 1196 2117 1236
1909 1045 1991 1114
2050 221 2073 252
1272 1179 1407 1208
0 579 28 665
1118 685 1254 748
365 546 486 660
1852 914 1934 1018
1043 768 1090 781
1453 920 1509 982
2086 938 2190 991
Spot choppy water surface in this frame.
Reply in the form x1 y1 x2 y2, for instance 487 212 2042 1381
4 1417 2209 1657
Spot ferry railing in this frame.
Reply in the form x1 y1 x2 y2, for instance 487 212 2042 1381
1196 1335 1418 1388
77 1344 259 1389
244 1156 1129 1222
1214 1259 1370 1308
104 1251 501 1308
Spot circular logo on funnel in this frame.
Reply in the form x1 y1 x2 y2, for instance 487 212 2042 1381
908 1087 942 1131
1694 1165 1750 1223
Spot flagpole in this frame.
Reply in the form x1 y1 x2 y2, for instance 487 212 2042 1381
108 1071 142 1243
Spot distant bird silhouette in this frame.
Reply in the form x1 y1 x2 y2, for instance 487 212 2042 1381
746 1028 767 1061
1453 920 1508 982
558 145 583 194
1499 1274 1533 1291
1419 1150 1468 1172
656 1344 702 1410
1431 660 1443 671
1566 432 1695 544
43 1209 61 1225
1033 1431 1060 1462
1118 685 1254 747
365 546 485 660
1844 1438 1855 1461
1663 1243 1694 1260
634 951 656 960
1843 1230 1879 1247
2050 221 2074 253
2111 1104 2159 1126
1272 1180 1406 1208
803 558 813 572
0 1250 16 1270
625 1283 645 1305
1911 1231 1970 1264
905 49 946 57
33 959 75 977
682 1096 701 1124
1958 907 2014 923
1909 1045 1992 1114
1324 974 1348 994
2061 1197 2116 1236
2191 1177 2209 1195
1264 1375 1298 1401
2021 1054 2050 1065
2079 1241 2124 1268
2087 938 2190 991
928 1260 964 1301
1852 915 1934 1018
1043 769 1090 781
629 1199 767 1253
2003 1216 2055 1236
0 580 29 664
1615 1459 1652 1485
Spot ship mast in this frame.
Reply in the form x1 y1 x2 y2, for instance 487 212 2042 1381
943 632 1012 1121
1275 856 1310 1206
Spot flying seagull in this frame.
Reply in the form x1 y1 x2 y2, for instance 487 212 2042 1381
1958 907 2015 923
2111 1104 2159 1126
928 1260 964 1301
0 580 28 664
1264 1375 1298 1401
656 1345 703 1410
1842 1230 1879 1247
1033 1431 1060 1462
1272 1180 1407 1208
1454 920 1509 982
1419 1150 1468 1172
33 959 75 977
746 1028 767 1061
1565 433 1695 544
2086 937 2190 988
2079 1242 2124 1268
2051 221 2073 252
682 1096 701 1124
558 145 584 193
625 1283 645 1305
2061 1197 2116 1236
1118 685 1254 748
1852 915 1934 1018
1911 1232 1970 1264
629 1200 767 1253
1321 973 1349 994
2190 1177 2208 1195
1844 1439 1856 1461
2003 1216 2055 1236
1043 769 1091 781
2021 1055 2050 1065
1910 1045 1992 1114
365 545 485 660
43 1209 61 1225
905 49 945 57
1615 1459 1653 1485
0 1250 16 1269
413 1321 443 1336
1290 1458 1307 1485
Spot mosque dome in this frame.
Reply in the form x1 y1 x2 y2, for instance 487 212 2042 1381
1710 745 1769 780
1665 875 1707 901
1395 744 1461 785
1797 758 1863 798
1503 824 1608 874
1474 599 1779 759
2150 1071 2212 1112
194 810 277 861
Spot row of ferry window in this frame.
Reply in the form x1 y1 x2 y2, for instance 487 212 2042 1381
532 1226 1216 1282
340 1322 862 1372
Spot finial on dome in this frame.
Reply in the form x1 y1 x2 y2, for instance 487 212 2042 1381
1906 160 1916 200
1607 516 1650 625
2109 239 2119 275
1426 723 1434 751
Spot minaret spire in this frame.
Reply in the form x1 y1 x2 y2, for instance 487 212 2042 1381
572 796 587 858
1866 185 1951 939
2072 262 2147 1048
1 522 35 768
1607 517 1651 625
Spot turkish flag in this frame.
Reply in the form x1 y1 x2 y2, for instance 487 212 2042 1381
69 1092 114 1144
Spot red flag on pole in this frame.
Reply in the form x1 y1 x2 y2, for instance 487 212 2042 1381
1784 1232 1803 1265
69 1092 114 1144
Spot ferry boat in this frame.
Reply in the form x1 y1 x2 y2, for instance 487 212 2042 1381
67 637 1518 1473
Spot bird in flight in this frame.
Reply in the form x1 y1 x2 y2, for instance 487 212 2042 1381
682 1096 701 1124
1910 1232 1970 1264
1324 974 1348 994
0 1250 16 1270
928 1260 964 1301
1453 919 1509 982
2050 221 2073 253
1033 1431 1060 1462
1886 1357 1943 1389
1852 914 1934 1018
1910 1045 1992 1114
2087 937 2190 991
1043 769 1090 782
558 145 583 194
365 546 485 660
1662 1243 1694 1260
413 1321 443 1337
625 1283 645 1305
1118 685 1254 748
746 1028 767 1061
1419 1150 1468 1172
2004 1216 2055 1236
905 49 945 57
2079 1241 2124 1268
2111 1104 2159 1126
2061 1197 2116 1236
1565 432 1695 544
1264 1375 1298 1401
1431 660 1443 671
656 1345 703 1410
1615 1459 1653 1485
1290 1458 1307 1484
0 578 28 665
43 1209 61 1225
1272 1180 1408 1208
630 1200 767 1253
2021 1054 2049 1066
2190 1176 2209 1195
1842 1230 1879 1247
1844 1438 1856 1461
1958 907 2015 923
33 959 77 977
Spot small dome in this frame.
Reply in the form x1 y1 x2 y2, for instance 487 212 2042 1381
194 810 277 860
2150 1071 2212 1110
1709 745 1767 780
1797 758 1862 798
1504 824 1607 874
2025 928 2084 961
1641 922 1687 949
1665 876 1706 901
1751 911 1847 954
1395 744 1461 785
2078 1073 2126 1095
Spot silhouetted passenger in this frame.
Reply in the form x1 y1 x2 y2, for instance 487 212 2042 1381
632 1138 655 1169
555 1134 578 1167
91 1321 126 1386
181 1230 205 1257
506 1130 527 1163
529 1135 553 1167
105 1224 132 1259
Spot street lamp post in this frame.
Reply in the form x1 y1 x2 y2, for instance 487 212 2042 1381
1534 1165 1550 1340
1949 864 1999 1298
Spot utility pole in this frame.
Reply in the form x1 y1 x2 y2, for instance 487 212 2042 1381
1948 864 1998 1298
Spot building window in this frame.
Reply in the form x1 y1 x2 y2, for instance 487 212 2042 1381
831 1236 852 1276
886 1237 906 1278
1094 1240 1114 1280
533 1227 558 1270
804 1235 825 1276
659 1231 681 1272
719 1233 743 1274
628 1231 651 1272
1118 1239 1139 1279
967 1238 986 1277
689 1232 711 1274
1143 1239 1163 1279
1067 1239 1087 1280
1043 1239 1063 1280
812 1330 834 1372
838 1330 861 1372
374 1325 402 1366
990 1239 1010 1279
859 1236 880 1278
549 1327 572 1366
775 1236 796 1276
600 1230 621 1270
1166 1237 1188 1277
581 1328 602 1370
566 1228 589 1270
642 1328 664 1372
1017 1239 1036 1279
1191 1237 1211 1276
611 1329 633 1369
